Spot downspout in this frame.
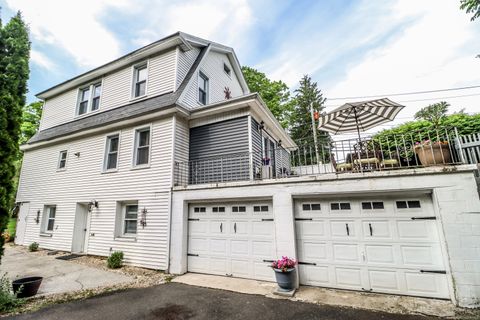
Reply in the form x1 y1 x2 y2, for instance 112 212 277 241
166 114 177 273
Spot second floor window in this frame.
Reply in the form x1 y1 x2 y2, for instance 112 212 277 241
104 134 119 171
134 127 150 166
198 72 208 105
77 82 102 115
58 150 67 169
134 64 147 98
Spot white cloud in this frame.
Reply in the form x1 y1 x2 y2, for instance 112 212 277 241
5 0 127 68
30 50 55 69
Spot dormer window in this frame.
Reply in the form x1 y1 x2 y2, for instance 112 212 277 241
223 63 231 77
77 82 102 116
198 72 208 105
133 64 147 98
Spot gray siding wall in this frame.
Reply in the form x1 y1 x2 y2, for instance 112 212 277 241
188 116 249 184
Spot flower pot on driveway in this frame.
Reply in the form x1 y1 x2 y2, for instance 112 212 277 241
414 144 451 166
273 268 295 290
12 276 43 298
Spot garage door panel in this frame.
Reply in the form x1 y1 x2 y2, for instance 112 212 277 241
335 267 362 287
188 237 209 254
189 221 208 235
209 220 227 235
252 221 274 237
369 270 400 291
231 259 250 277
365 245 395 265
231 221 248 235
231 240 249 256
296 221 326 238
397 220 438 241
331 220 356 238
187 256 210 273
404 272 449 297
299 265 330 286
253 261 275 281
401 245 443 268
333 243 360 263
210 238 228 255
299 241 328 261
252 240 274 257
362 220 392 239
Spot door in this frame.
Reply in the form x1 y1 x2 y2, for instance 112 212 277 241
15 202 29 245
187 202 276 281
72 203 89 253
295 195 450 299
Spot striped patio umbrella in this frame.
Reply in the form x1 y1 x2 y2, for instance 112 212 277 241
318 97 405 141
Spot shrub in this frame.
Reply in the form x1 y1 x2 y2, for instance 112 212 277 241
107 251 124 269
0 273 24 312
28 242 39 252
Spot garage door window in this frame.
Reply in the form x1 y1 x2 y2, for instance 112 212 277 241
232 206 246 213
362 201 384 210
302 203 321 211
396 200 421 209
331 202 351 210
212 206 225 213
253 205 269 212
194 207 206 213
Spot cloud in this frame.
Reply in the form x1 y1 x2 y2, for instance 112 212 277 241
30 50 55 70
5 0 127 68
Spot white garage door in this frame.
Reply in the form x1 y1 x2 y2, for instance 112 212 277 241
188 202 276 281
295 195 450 299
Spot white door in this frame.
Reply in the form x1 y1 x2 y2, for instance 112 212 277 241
15 202 29 245
296 195 450 299
188 202 276 281
71 203 89 253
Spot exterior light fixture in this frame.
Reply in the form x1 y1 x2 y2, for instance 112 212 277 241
87 200 98 212
74 152 80 157
34 210 40 224
140 207 147 228
259 121 265 130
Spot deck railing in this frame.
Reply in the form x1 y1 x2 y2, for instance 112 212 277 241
174 127 469 187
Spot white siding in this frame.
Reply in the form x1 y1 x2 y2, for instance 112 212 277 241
17 116 175 269
39 49 177 131
176 47 201 89
180 50 245 109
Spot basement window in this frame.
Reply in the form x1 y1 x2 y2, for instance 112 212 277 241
331 202 351 211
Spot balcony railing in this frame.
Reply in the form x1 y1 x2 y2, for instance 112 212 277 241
174 127 470 187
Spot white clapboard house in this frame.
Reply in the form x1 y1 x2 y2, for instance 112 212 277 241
15 32 480 308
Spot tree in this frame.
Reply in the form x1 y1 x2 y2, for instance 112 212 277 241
241 66 294 128
0 11 30 261
290 75 330 161
460 0 480 21
20 101 43 145
414 101 449 128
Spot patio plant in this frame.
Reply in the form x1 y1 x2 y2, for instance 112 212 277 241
107 251 124 269
28 242 38 252
0 273 24 312
271 256 297 290
414 140 451 166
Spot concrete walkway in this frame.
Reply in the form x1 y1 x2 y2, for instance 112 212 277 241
173 273 458 318
8 283 442 320
0 246 133 296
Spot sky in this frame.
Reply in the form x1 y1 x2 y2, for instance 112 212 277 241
1 0 480 135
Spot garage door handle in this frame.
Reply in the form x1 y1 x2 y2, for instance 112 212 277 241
411 216 436 220
234 223 237 233
298 262 317 266
263 259 274 263
369 223 373 236
420 270 446 274
220 223 223 233
346 223 350 236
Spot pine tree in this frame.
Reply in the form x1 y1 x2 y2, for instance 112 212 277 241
290 75 330 161
0 11 30 261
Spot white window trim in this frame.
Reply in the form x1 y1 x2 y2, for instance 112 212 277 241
121 202 138 237
75 79 103 117
131 61 149 101
198 71 209 105
132 124 152 169
41 205 56 234
57 150 68 171
223 62 232 78
103 132 121 173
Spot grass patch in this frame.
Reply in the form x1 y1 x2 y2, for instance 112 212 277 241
7 218 16 236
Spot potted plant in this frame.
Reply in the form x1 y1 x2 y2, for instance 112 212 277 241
414 140 451 166
271 256 296 291
262 157 271 165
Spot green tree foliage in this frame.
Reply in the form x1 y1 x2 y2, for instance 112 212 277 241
460 0 480 21
241 66 294 128
0 12 30 261
20 101 43 145
414 101 449 128
290 75 330 153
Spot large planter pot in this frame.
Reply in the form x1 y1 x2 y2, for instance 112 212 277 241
414 144 451 166
273 268 295 290
12 276 43 298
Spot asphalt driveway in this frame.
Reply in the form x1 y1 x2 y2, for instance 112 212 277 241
8 283 440 320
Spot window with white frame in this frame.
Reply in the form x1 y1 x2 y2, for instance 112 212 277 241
123 203 138 235
104 134 119 171
42 205 56 232
198 72 208 104
77 82 102 115
134 127 150 166
133 64 147 98
58 150 67 169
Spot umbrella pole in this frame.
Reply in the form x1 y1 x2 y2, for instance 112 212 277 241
353 107 363 173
